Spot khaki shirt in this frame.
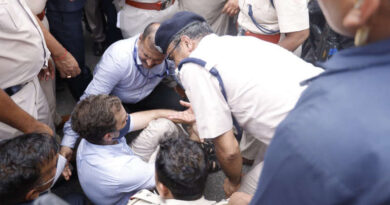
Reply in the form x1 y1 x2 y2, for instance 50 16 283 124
180 34 322 145
128 190 228 205
237 0 309 34
0 0 50 89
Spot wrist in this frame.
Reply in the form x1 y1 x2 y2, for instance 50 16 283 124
53 48 68 61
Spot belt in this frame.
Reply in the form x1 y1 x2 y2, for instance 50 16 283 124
125 0 175 10
4 83 26 96
37 9 46 21
244 31 280 44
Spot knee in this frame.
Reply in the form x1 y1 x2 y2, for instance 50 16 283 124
149 118 178 137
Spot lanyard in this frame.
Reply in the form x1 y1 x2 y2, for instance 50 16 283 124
132 40 168 79
178 57 243 141
248 4 280 35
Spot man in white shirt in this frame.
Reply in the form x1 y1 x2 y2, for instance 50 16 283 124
0 0 53 140
60 23 182 173
224 0 309 54
155 12 322 196
72 94 184 205
114 0 179 38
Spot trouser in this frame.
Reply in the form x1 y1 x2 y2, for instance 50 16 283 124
46 10 93 101
117 1 179 38
123 82 185 113
238 133 268 195
0 77 54 141
85 0 123 45
39 61 62 127
130 118 187 163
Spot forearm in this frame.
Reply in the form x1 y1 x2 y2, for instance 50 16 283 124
35 16 66 58
130 109 178 131
278 29 310 51
214 129 242 184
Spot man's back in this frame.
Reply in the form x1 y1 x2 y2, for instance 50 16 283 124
251 39 390 205
77 138 155 205
179 34 322 143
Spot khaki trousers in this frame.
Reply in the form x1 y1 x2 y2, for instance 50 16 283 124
0 77 53 140
238 133 268 195
130 118 187 163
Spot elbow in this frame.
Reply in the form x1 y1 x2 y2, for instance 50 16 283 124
220 144 241 162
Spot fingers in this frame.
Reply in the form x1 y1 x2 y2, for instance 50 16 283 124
62 164 72 181
179 100 191 108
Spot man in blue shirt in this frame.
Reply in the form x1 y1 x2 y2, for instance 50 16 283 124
59 23 182 176
72 94 184 205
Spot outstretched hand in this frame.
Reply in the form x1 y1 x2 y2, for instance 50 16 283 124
168 100 196 124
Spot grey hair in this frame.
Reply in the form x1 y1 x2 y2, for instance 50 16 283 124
170 21 213 46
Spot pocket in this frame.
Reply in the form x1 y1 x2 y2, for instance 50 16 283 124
0 3 22 31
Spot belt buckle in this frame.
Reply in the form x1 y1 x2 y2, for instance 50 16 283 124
160 0 171 10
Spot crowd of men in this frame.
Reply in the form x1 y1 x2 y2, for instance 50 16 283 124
1 0 390 205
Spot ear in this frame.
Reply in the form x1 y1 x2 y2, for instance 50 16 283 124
156 182 172 199
343 0 381 29
103 133 112 143
180 35 195 52
25 189 40 201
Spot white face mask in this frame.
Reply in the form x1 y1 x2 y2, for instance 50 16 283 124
50 154 67 188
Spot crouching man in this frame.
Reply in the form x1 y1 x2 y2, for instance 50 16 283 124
71 94 185 205
129 137 228 205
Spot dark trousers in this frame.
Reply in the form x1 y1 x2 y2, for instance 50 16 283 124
123 83 185 113
101 0 123 45
46 10 93 101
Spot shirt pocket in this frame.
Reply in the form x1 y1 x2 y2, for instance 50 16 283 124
242 0 278 24
0 2 22 31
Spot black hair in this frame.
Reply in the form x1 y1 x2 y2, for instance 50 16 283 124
156 137 208 200
0 133 59 205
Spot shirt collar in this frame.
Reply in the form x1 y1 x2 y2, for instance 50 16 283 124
79 138 134 160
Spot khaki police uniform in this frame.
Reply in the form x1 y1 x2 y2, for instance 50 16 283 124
179 0 232 36
237 0 309 55
26 0 62 128
128 190 228 205
0 0 53 140
179 34 322 195
115 0 179 38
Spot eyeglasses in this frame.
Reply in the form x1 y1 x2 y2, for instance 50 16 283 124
167 39 181 61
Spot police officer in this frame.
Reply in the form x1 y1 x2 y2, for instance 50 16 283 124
115 0 179 38
224 0 310 54
0 0 53 139
155 12 322 196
